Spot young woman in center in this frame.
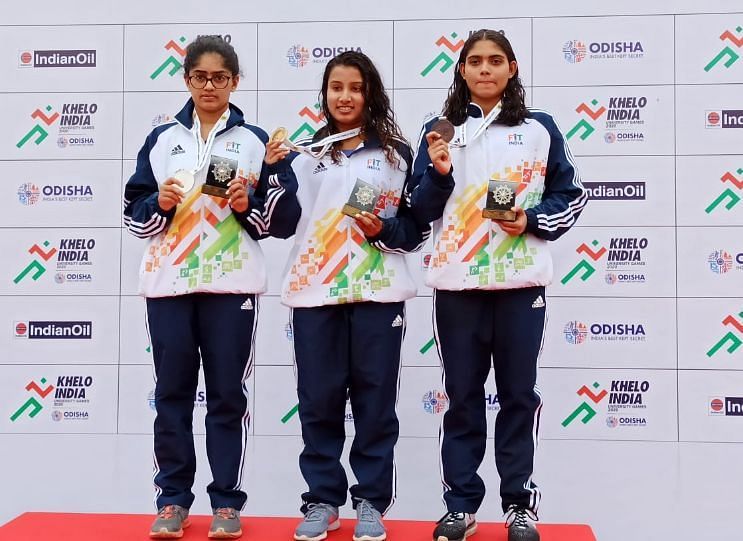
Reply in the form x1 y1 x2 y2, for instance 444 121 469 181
262 50 430 541
408 29 587 541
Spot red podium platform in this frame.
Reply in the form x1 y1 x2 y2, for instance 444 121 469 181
0 513 596 541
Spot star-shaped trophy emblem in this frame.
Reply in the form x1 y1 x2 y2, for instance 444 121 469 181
211 160 234 183
492 184 514 205
354 185 376 206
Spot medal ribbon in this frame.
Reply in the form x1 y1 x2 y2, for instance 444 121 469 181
191 110 229 173
452 101 502 148
285 127 362 159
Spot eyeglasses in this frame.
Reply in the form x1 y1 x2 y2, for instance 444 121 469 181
187 74 232 89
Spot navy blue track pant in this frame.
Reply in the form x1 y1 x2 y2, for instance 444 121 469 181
147 293 256 511
434 286 545 514
292 301 404 515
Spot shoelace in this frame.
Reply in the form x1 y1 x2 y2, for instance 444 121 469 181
158 505 180 519
214 508 237 520
357 500 377 522
504 507 538 530
304 503 331 522
438 511 466 524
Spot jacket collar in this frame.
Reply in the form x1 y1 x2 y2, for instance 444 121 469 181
467 102 485 118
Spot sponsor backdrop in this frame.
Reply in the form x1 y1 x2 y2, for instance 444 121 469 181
1 4 742 520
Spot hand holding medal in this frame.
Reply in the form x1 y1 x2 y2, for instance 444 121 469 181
265 127 291 165
426 117 454 176
158 175 187 212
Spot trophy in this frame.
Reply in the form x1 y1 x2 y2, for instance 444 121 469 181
342 178 381 217
201 155 238 198
482 180 518 221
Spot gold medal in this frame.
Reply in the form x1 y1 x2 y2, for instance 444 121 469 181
270 127 288 143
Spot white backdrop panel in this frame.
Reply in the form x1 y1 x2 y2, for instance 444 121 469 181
532 16 674 87
1 25 124 92
676 155 743 226
539 367 678 441
0 364 118 434
549 226 677 297
542 297 676 370
0 160 122 228
676 83 743 155
678 369 743 442
675 15 743 84
1 93 123 160
573 155 674 227
677 227 743 297
1 295 119 365
0 228 121 296
531 85 674 156
677 298 743 370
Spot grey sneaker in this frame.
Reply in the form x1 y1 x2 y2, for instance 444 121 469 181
505 505 539 541
208 507 242 539
149 504 190 538
294 503 341 541
353 499 386 541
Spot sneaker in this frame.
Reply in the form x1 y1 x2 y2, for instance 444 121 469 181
149 504 190 538
294 503 341 541
353 499 386 541
208 507 242 539
432 511 477 541
505 506 539 541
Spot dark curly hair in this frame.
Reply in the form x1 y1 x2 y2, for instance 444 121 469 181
316 51 406 167
183 35 240 76
442 29 528 127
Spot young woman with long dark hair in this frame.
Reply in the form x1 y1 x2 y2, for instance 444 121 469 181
263 50 429 541
409 29 587 541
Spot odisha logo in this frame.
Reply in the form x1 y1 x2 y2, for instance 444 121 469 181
563 320 588 345
606 416 618 428
605 272 618 285
17 183 40 205
57 136 68 148
562 40 587 63
287 45 310 68
604 132 616 144
52 410 63 422
422 390 449 414
54 272 65 284
708 250 733 274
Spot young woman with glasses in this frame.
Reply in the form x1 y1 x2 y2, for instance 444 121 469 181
123 35 277 540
